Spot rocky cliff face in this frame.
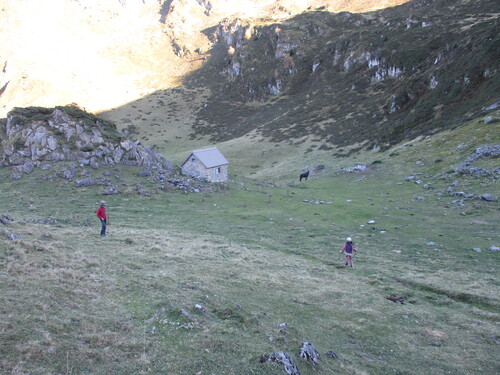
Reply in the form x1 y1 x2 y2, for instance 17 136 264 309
188 0 500 149
0 106 172 175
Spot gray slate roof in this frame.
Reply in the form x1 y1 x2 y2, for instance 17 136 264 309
184 147 228 168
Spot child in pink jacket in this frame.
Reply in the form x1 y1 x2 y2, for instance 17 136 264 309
342 237 357 267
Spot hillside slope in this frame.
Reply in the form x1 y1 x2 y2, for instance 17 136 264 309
185 0 500 150
1 0 498 159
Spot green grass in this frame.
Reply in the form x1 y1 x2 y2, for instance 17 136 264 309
0 117 499 374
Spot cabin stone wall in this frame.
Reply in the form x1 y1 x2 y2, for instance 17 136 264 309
181 155 228 182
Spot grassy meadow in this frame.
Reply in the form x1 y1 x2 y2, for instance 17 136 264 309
1 117 499 374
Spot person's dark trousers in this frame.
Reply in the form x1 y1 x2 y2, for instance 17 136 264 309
100 219 107 236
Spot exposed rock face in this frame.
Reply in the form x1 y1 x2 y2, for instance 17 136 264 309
0 106 172 174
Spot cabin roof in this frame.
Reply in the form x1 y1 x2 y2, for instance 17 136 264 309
183 147 228 168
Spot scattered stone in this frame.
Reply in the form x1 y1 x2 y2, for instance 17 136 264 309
102 186 119 195
10 172 22 180
484 116 498 124
489 246 499 252
0 214 14 225
386 296 407 304
302 200 332 205
24 218 59 225
415 160 424 166
415 196 425 200
353 177 366 183
299 342 321 363
180 309 195 321
139 169 152 177
268 352 300 375
75 177 96 187
136 183 149 196
313 164 325 172
194 304 207 314
368 220 375 224
342 164 367 173
405 175 416 181
22 162 35 174
62 169 76 180
480 194 497 202
4 230 20 240
472 248 481 253
426 242 437 246
326 351 344 360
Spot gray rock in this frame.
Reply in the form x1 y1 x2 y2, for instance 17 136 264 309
10 172 22 180
139 169 152 177
326 351 344 360
299 342 321 363
0 214 14 225
480 194 497 202
4 230 20 240
136 184 149 196
194 304 207 314
102 186 119 195
426 242 437 246
472 248 481 253
22 162 35 174
268 352 300 375
63 169 76 180
484 116 498 124
489 246 499 252
75 177 96 187
180 309 195 321
343 164 367 173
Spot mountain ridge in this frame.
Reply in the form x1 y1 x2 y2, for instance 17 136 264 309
1 0 499 157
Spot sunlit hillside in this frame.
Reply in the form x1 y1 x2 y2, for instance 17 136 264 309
0 0 409 117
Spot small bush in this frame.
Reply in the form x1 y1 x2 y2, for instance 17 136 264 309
80 145 94 152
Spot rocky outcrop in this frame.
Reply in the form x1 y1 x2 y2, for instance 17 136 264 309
455 145 500 177
0 106 172 175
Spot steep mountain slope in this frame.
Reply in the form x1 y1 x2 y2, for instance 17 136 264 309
0 0 408 117
185 0 499 150
1 0 498 157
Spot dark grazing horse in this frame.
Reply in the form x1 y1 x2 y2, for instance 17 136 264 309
299 170 309 181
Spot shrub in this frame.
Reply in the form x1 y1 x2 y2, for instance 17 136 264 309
80 145 94 152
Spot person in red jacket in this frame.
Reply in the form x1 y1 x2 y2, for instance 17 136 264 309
96 201 107 237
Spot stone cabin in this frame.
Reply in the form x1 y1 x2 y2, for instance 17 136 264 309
181 147 229 182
